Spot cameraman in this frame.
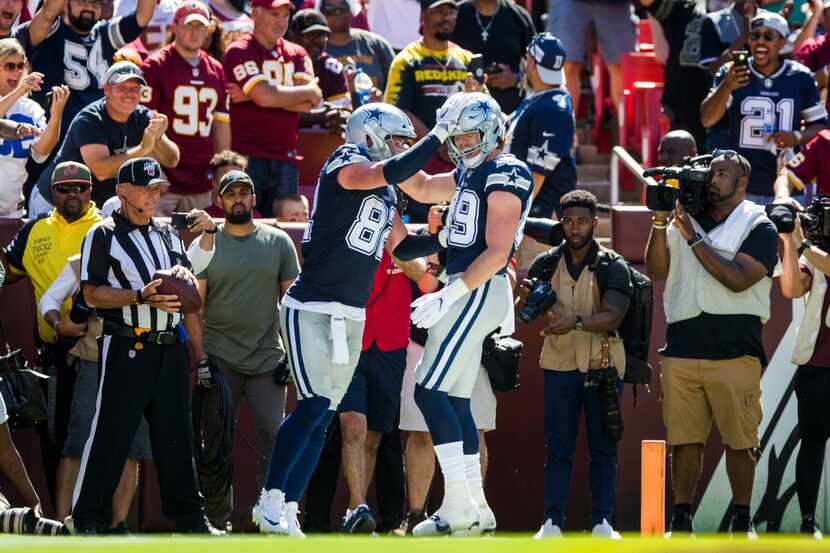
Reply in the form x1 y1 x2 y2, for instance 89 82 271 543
645 151 778 537
779 216 830 539
523 190 633 539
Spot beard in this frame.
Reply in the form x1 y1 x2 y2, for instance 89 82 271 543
68 10 96 32
225 209 252 224
566 228 594 250
435 31 453 41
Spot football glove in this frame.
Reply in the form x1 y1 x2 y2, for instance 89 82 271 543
411 279 469 329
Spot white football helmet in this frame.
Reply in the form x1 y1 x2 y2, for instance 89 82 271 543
446 93 504 170
345 103 417 161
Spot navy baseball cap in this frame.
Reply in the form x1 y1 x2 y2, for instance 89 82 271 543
527 33 566 85
118 157 168 187
218 170 254 195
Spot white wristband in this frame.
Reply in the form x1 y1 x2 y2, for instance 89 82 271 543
445 278 469 304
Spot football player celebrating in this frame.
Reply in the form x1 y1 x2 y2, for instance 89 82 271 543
140 0 231 215
393 92 533 536
251 98 465 537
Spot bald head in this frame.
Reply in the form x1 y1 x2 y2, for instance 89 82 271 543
658 130 697 167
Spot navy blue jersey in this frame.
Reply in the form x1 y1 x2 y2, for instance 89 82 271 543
15 16 144 137
288 143 398 308
711 59 827 196
505 88 576 216
445 153 533 275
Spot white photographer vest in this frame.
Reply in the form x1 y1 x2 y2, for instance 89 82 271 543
664 201 774 324
791 260 829 365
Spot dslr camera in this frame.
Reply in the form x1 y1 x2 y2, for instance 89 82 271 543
518 278 558 323
767 195 830 248
643 154 713 217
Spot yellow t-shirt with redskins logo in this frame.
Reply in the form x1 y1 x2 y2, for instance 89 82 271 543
4 205 102 342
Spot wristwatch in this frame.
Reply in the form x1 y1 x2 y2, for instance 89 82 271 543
574 316 584 331
135 289 144 305
798 239 813 256
687 232 703 247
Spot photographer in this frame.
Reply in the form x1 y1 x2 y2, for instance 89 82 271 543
645 151 778 537
522 190 632 539
779 215 830 539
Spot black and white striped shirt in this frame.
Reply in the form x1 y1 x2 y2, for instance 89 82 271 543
80 210 191 331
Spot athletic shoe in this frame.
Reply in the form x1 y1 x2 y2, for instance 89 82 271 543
592 519 622 539
478 504 497 535
801 515 823 540
177 517 225 535
64 516 97 536
413 499 479 537
533 519 562 539
729 512 758 539
281 502 305 538
252 488 285 534
341 504 377 533
101 521 131 535
665 510 694 538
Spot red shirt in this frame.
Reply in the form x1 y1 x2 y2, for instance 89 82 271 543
362 252 412 352
800 263 830 368
795 35 830 117
223 34 312 161
141 45 229 195
314 53 350 106
785 129 830 195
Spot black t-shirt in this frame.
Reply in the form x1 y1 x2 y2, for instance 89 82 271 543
36 99 152 206
660 213 779 365
527 242 634 299
451 0 535 114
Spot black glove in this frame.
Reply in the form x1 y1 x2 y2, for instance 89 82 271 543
273 356 293 386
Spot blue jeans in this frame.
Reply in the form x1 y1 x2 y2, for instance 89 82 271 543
543 369 619 527
246 157 299 218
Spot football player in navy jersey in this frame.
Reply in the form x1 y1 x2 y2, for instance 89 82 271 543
251 98 467 537
392 92 533 536
701 12 827 203
505 32 576 219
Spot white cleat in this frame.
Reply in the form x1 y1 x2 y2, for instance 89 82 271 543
252 488 285 534
533 519 563 539
478 504 497 535
281 502 306 538
592 518 622 539
413 500 479 537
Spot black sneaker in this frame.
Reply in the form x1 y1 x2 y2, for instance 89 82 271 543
341 504 376 534
64 516 97 536
177 516 226 536
729 513 758 539
666 510 694 537
99 521 131 535
405 510 426 535
801 515 823 539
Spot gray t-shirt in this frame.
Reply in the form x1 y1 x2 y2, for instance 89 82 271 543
198 223 300 375
326 28 395 102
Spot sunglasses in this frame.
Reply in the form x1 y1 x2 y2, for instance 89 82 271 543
2 62 24 71
52 183 90 194
322 4 349 15
750 30 778 42
712 149 748 178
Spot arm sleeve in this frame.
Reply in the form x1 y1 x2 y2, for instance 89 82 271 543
80 225 111 286
278 234 301 282
698 17 723 68
786 136 822 191
109 14 144 50
39 261 79 316
794 39 821 71
3 218 37 274
800 75 828 124
393 232 443 261
223 46 268 96
737 221 780 275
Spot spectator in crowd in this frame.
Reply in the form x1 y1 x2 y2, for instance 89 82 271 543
33 61 180 210
366 0 421 51
505 32 575 219
794 0 830 115
641 0 711 149
452 0 535 114
193 170 300 530
70 157 220 536
546 0 637 122
289 8 352 132
114 0 180 55
657 129 698 166
645 151 778 537
210 0 253 51
16 0 156 142
0 0 24 40
778 214 830 539
201 16 228 60
141 0 232 216
314 0 369 29
699 0 757 73
39 243 152 532
775 129 830 201
701 12 827 203
274 193 309 221
0 39 68 218
204 149 266 218
523 190 632 539
321 0 395 106
223 0 322 218
0 160 103 511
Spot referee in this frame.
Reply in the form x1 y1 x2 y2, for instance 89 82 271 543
69 157 221 535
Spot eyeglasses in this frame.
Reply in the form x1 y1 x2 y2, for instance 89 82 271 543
322 4 349 15
750 30 778 42
52 183 90 194
2 62 24 71
712 149 748 178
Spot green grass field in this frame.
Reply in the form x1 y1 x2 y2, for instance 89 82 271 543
2 535 830 553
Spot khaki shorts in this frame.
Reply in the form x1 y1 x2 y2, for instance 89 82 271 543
660 355 762 450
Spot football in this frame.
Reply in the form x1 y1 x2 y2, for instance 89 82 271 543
152 269 202 314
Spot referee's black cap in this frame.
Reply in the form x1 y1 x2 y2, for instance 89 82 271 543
118 157 168 187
